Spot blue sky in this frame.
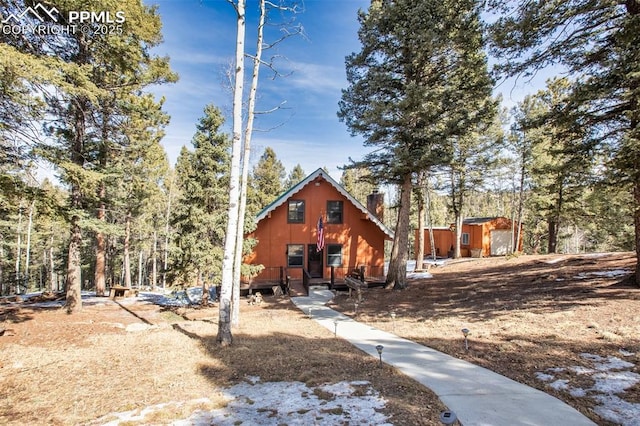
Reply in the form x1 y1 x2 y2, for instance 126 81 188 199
147 0 552 180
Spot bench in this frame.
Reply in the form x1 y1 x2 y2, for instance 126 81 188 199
108 286 137 299
345 276 367 303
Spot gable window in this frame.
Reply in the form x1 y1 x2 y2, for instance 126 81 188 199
288 200 305 223
287 244 304 267
326 201 343 224
327 244 342 267
461 233 470 245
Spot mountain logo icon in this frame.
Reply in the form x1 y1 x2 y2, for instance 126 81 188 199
2 3 59 24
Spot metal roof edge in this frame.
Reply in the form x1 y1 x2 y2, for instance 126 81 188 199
255 168 395 240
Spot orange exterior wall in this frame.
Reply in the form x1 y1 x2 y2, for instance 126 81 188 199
415 217 523 258
244 175 388 282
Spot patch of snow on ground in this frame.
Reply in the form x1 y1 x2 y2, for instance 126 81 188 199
98 379 391 426
574 269 631 280
536 352 640 425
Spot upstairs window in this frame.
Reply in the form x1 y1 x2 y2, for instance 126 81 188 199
326 200 343 224
288 200 305 223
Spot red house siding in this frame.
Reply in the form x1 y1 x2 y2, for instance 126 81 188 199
244 171 391 285
415 217 523 258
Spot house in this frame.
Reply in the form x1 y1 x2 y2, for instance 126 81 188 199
243 168 394 292
414 217 523 259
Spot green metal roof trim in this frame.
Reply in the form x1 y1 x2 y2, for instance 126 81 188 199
255 168 395 240
463 217 504 225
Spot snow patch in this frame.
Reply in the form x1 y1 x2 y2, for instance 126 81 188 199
536 352 640 425
96 379 391 426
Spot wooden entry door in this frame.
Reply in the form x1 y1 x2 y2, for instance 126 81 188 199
307 245 323 278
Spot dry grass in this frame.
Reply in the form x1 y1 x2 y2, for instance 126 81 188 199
0 294 447 425
2 252 638 425
329 252 640 425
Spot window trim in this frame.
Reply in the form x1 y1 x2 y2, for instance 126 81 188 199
326 244 343 267
287 200 305 223
287 244 304 268
326 200 344 224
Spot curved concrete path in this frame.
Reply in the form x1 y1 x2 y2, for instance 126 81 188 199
292 288 596 426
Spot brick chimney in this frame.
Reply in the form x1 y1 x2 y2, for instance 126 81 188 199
366 189 384 222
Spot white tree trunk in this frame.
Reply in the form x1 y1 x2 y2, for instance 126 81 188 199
163 174 174 289
152 230 157 290
123 213 132 287
218 0 246 346
232 0 265 328
25 200 35 287
15 201 23 292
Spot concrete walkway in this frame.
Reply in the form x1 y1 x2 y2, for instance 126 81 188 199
292 288 596 426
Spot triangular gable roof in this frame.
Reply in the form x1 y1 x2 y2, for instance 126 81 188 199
256 168 394 240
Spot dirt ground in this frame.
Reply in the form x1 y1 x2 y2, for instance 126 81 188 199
0 251 638 425
329 251 640 425
0 286 446 425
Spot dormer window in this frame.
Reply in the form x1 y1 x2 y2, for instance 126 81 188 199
288 200 305 223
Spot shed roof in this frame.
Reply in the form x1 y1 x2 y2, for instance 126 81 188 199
256 168 394 240
463 217 505 225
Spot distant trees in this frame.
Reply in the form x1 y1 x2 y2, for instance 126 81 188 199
252 147 286 209
488 0 640 283
339 0 496 287
0 1 176 309
285 164 306 189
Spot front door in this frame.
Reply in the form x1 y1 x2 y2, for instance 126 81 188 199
308 245 323 278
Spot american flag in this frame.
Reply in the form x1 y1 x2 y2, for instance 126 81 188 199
317 216 325 252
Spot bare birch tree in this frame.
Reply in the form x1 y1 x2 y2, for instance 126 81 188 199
218 0 246 346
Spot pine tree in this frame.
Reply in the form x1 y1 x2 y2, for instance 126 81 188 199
340 167 376 206
488 0 640 283
252 147 285 209
338 0 496 288
1 0 176 311
171 105 231 288
514 78 595 254
285 164 306 189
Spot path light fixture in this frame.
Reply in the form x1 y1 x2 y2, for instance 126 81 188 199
354 301 359 316
390 311 397 332
375 344 384 367
308 308 313 319
461 328 470 350
439 410 457 425
333 319 338 337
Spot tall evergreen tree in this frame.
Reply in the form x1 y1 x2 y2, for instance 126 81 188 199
2 0 176 311
488 0 640 283
338 0 495 288
340 167 376 205
285 164 306 189
171 105 231 287
252 147 285 208
514 79 595 254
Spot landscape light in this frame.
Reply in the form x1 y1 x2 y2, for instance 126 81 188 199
375 344 384 366
390 311 397 332
461 328 470 350
354 301 359 316
439 410 457 425
308 308 313 319
334 319 338 336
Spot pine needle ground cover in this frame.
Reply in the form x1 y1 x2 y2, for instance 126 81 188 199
0 252 637 425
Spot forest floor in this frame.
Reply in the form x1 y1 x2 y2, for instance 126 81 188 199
0 252 638 425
